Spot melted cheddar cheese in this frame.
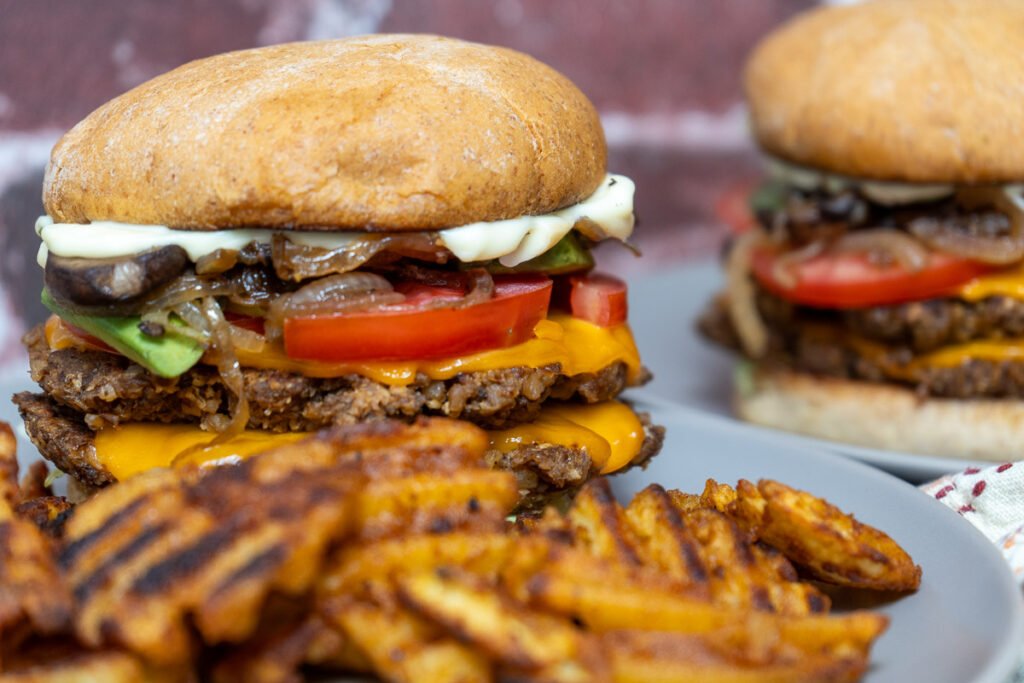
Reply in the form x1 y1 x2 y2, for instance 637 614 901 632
487 400 644 474
93 400 646 480
955 266 1024 302
47 314 642 388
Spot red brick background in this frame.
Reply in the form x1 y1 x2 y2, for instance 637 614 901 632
0 0 818 373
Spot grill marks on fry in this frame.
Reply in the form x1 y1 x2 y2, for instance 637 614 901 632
53 418 497 666
133 521 247 596
59 495 150 568
72 522 172 604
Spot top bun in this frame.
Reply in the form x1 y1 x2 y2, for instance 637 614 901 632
745 0 1024 184
44 35 607 231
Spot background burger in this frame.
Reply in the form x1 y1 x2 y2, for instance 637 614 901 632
15 34 662 509
700 0 1024 460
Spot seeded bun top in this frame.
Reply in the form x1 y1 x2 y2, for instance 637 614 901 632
44 34 607 231
745 0 1024 184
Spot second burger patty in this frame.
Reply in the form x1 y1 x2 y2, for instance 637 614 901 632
14 392 665 504
700 293 1024 399
25 324 643 432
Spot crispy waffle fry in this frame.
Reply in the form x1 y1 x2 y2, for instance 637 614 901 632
0 423 18 507
56 418 491 666
622 485 709 590
1 414 916 682
605 630 867 683
398 570 602 680
731 479 923 591
14 497 72 540
679 506 830 614
565 478 642 567
210 614 360 683
0 425 72 659
0 645 183 683
331 598 492 683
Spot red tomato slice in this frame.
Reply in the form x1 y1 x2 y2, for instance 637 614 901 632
568 273 628 327
284 275 553 362
751 247 1001 309
62 320 117 353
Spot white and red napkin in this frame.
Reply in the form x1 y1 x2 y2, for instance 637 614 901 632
922 462 1024 586
921 462 1024 681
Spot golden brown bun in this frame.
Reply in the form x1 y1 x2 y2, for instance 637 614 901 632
745 0 1024 183
44 35 606 231
736 365 1022 461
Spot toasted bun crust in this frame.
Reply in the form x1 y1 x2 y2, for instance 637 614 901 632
745 0 1024 183
736 366 1023 461
44 35 607 231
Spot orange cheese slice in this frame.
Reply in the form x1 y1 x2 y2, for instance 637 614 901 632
955 267 1024 302
92 400 646 481
48 314 643 388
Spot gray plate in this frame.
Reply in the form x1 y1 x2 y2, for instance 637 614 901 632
617 397 1024 683
626 260 980 483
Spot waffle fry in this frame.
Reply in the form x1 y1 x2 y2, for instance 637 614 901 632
0 425 72 665
729 479 922 591
0 416 917 682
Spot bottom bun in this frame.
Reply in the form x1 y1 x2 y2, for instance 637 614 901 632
735 363 1022 461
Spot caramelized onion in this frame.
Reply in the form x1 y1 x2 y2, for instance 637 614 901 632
142 273 235 312
195 249 239 275
383 233 450 263
831 229 928 271
771 240 825 289
172 297 250 466
455 269 494 309
264 272 404 340
272 234 388 282
271 233 449 281
907 187 1024 264
394 265 495 310
229 325 266 354
726 230 769 358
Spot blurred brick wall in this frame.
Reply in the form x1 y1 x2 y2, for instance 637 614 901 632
0 0 816 374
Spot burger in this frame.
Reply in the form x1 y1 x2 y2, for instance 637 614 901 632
14 34 663 508
699 0 1024 460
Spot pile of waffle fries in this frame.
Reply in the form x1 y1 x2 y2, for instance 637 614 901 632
0 417 919 682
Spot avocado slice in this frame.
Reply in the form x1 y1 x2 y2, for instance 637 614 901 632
42 289 205 379
749 180 789 216
471 233 595 275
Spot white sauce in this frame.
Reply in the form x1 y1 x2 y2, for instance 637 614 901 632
439 175 635 266
764 156 956 206
36 174 635 268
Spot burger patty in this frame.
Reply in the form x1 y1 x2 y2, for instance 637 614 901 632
700 295 1024 399
843 296 1024 353
12 392 666 505
756 288 1024 354
763 189 1011 247
25 325 645 432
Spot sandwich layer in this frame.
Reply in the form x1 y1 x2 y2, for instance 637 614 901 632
735 365 1024 461
746 0 1024 183
700 293 1024 399
13 392 665 498
44 35 607 230
26 324 640 433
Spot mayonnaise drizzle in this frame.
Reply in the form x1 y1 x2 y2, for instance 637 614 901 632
35 174 635 268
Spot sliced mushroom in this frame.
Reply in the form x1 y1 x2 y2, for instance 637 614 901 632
45 245 189 308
